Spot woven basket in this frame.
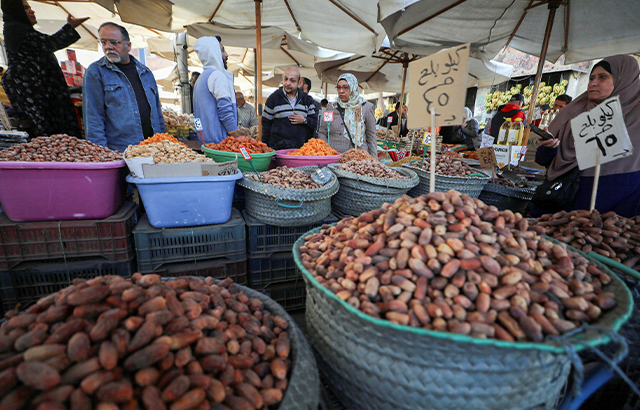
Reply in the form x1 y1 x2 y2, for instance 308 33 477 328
232 281 320 410
403 163 490 198
237 166 339 227
294 228 633 410
478 182 536 214
328 164 419 216
578 256 640 409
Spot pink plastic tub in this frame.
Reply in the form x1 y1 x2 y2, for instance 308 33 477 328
275 149 342 168
0 161 127 222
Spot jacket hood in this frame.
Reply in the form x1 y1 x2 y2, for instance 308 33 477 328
194 37 225 71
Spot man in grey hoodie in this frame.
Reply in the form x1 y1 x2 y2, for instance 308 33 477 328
193 36 241 144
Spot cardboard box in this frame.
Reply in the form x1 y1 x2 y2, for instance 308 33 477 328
66 49 77 62
142 159 238 178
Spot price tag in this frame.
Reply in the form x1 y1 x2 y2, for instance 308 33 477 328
492 145 511 169
477 147 497 167
194 118 203 132
407 43 470 128
422 132 430 146
323 111 334 123
387 115 394 124
480 133 494 148
510 145 524 166
238 145 252 161
570 96 633 170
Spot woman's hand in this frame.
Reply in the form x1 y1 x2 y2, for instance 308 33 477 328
539 136 560 148
67 15 90 29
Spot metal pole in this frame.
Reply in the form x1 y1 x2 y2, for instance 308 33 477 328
255 1 263 140
398 57 409 132
175 31 191 114
523 1 561 145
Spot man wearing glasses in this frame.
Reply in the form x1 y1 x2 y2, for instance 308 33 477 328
262 66 317 150
83 22 165 152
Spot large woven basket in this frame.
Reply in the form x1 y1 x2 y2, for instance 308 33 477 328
478 182 536 214
403 162 490 198
293 229 633 410
231 281 320 410
328 164 419 216
578 256 640 409
237 166 339 227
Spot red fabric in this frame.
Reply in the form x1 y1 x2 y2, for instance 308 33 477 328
501 104 526 122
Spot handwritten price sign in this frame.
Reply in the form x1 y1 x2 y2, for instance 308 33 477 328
408 44 470 128
570 96 633 170
477 147 497 167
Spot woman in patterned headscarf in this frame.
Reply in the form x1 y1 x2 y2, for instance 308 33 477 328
318 73 377 157
1 0 88 137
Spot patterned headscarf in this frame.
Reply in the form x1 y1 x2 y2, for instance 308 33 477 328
336 73 366 148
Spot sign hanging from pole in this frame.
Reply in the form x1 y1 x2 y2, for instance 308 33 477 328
407 43 470 129
570 96 633 170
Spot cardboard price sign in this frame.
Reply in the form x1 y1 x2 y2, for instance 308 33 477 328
323 111 334 123
408 44 470 128
492 145 510 169
477 147 497 167
570 96 633 170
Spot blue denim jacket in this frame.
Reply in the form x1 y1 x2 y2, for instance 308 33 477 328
83 56 166 153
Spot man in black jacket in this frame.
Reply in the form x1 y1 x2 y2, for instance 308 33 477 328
262 67 317 150
379 103 408 137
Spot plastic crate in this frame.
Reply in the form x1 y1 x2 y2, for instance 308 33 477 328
0 200 137 270
248 251 301 290
134 208 246 273
152 258 247 285
0 256 136 312
243 210 338 256
259 279 306 312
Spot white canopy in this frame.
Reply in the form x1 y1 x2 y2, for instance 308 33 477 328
379 0 640 64
315 51 513 93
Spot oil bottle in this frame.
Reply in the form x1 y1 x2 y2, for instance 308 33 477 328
510 118 524 145
497 119 511 145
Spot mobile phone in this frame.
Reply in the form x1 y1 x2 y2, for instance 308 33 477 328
529 124 555 140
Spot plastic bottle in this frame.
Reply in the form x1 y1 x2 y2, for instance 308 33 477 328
510 118 524 145
497 119 511 145
540 111 550 128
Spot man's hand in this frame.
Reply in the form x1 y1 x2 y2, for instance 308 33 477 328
288 113 305 125
67 15 90 28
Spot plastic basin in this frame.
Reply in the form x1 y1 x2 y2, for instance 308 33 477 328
201 146 275 173
0 161 127 222
275 149 342 168
126 170 243 228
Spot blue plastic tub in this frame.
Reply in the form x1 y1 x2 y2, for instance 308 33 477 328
126 171 243 228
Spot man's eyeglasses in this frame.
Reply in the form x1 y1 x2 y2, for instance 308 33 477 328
335 86 349 91
99 39 124 46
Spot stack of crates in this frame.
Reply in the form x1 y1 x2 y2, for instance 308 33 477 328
133 208 247 284
0 200 138 313
243 210 339 312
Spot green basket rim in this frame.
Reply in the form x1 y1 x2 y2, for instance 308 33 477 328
293 225 634 354
201 145 276 158
587 252 640 281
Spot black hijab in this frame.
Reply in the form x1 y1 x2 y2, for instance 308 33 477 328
2 0 35 52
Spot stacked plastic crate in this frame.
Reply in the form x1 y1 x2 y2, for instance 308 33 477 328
243 210 339 312
0 201 138 313
133 208 247 284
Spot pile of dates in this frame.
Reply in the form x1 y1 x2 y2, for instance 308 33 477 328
406 155 480 178
0 135 121 162
0 274 291 410
300 191 617 343
531 209 640 270
338 161 407 179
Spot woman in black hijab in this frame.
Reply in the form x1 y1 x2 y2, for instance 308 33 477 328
1 0 88 137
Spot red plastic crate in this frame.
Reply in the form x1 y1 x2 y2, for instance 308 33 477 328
0 200 137 270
